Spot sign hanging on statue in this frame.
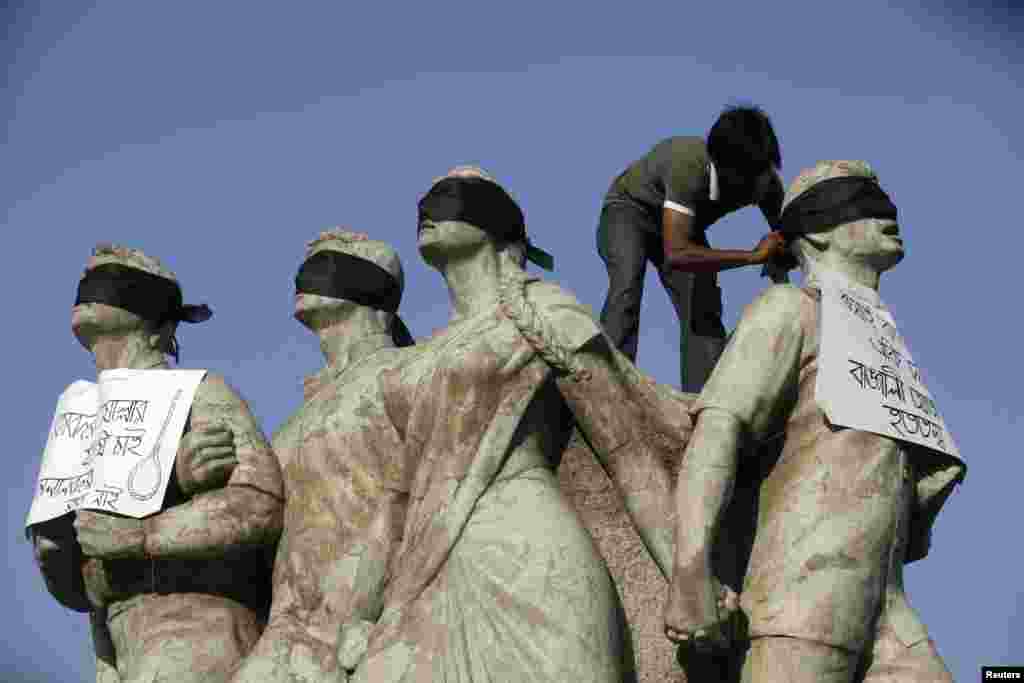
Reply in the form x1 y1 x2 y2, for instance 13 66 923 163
26 369 207 526
814 269 960 461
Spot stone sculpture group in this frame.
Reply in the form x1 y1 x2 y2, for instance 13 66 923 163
29 161 964 682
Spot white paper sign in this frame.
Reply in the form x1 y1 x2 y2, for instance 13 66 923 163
26 369 207 526
814 271 960 461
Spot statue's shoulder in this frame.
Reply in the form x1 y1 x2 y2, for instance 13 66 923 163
271 409 304 454
189 371 266 433
738 283 814 331
193 370 234 397
522 277 589 308
193 371 244 405
507 276 601 355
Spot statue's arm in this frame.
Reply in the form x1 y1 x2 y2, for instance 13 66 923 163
664 408 743 635
665 285 805 642
336 487 409 673
556 333 689 577
91 608 120 683
906 455 965 563
346 489 407 623
143 373 283 559
29 516 91 612
510 277 691 576
335 383 411 673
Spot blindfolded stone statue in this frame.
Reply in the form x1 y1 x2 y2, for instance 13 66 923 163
347 167 695 682
232 230 413 683
664 161 965 682
29 245 283 683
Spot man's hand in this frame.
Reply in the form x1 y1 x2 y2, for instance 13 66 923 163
175 422 238 497
664 569 740 653
74 511 146 560
750 231 787 265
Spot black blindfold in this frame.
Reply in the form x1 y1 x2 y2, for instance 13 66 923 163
418 177 553 270
295 250 414 347
75 263 212 361
779 176 897 236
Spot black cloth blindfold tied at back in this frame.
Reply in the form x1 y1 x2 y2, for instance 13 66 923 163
75 264 212 326
295 250 414 347
418 177 554 271
295 250 402 313
74 263 212 362
779 176 898 236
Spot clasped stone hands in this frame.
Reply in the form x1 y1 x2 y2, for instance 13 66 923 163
74 421 239 559
665 568 741 655
175 420 238 497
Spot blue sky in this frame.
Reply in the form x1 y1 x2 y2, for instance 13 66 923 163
3 2 1020 680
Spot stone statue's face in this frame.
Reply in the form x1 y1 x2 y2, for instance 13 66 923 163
828 217 905 272
71 299 146 351
295 249 352 329
73 259 155 350
417 218 491 270
294 291 358 329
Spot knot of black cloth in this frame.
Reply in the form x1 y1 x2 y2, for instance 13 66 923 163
75 263 212 362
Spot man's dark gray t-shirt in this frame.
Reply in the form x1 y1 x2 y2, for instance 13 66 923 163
605 136 742 235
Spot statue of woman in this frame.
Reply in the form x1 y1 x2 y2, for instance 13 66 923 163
349 167 692 682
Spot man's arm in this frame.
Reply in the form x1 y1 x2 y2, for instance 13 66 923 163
662 207 785 273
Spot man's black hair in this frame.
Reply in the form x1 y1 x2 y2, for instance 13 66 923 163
707 105 781 177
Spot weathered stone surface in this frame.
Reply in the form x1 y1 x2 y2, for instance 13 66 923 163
664 160 964 681
31 244 283 683
559 432 685 683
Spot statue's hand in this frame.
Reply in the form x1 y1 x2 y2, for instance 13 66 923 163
176 421 238 497
337 619 374 673
31 516 76 569
74 511 145 560
664 568 739 653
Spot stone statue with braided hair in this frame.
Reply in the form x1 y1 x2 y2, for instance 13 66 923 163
345 167 695 682
29 245 283 683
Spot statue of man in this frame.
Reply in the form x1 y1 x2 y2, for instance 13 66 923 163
232 230 414 683
29 244 284 683
664 161 965 681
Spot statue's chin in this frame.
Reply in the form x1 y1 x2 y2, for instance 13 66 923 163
878 248 905 272
417 241 447 271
